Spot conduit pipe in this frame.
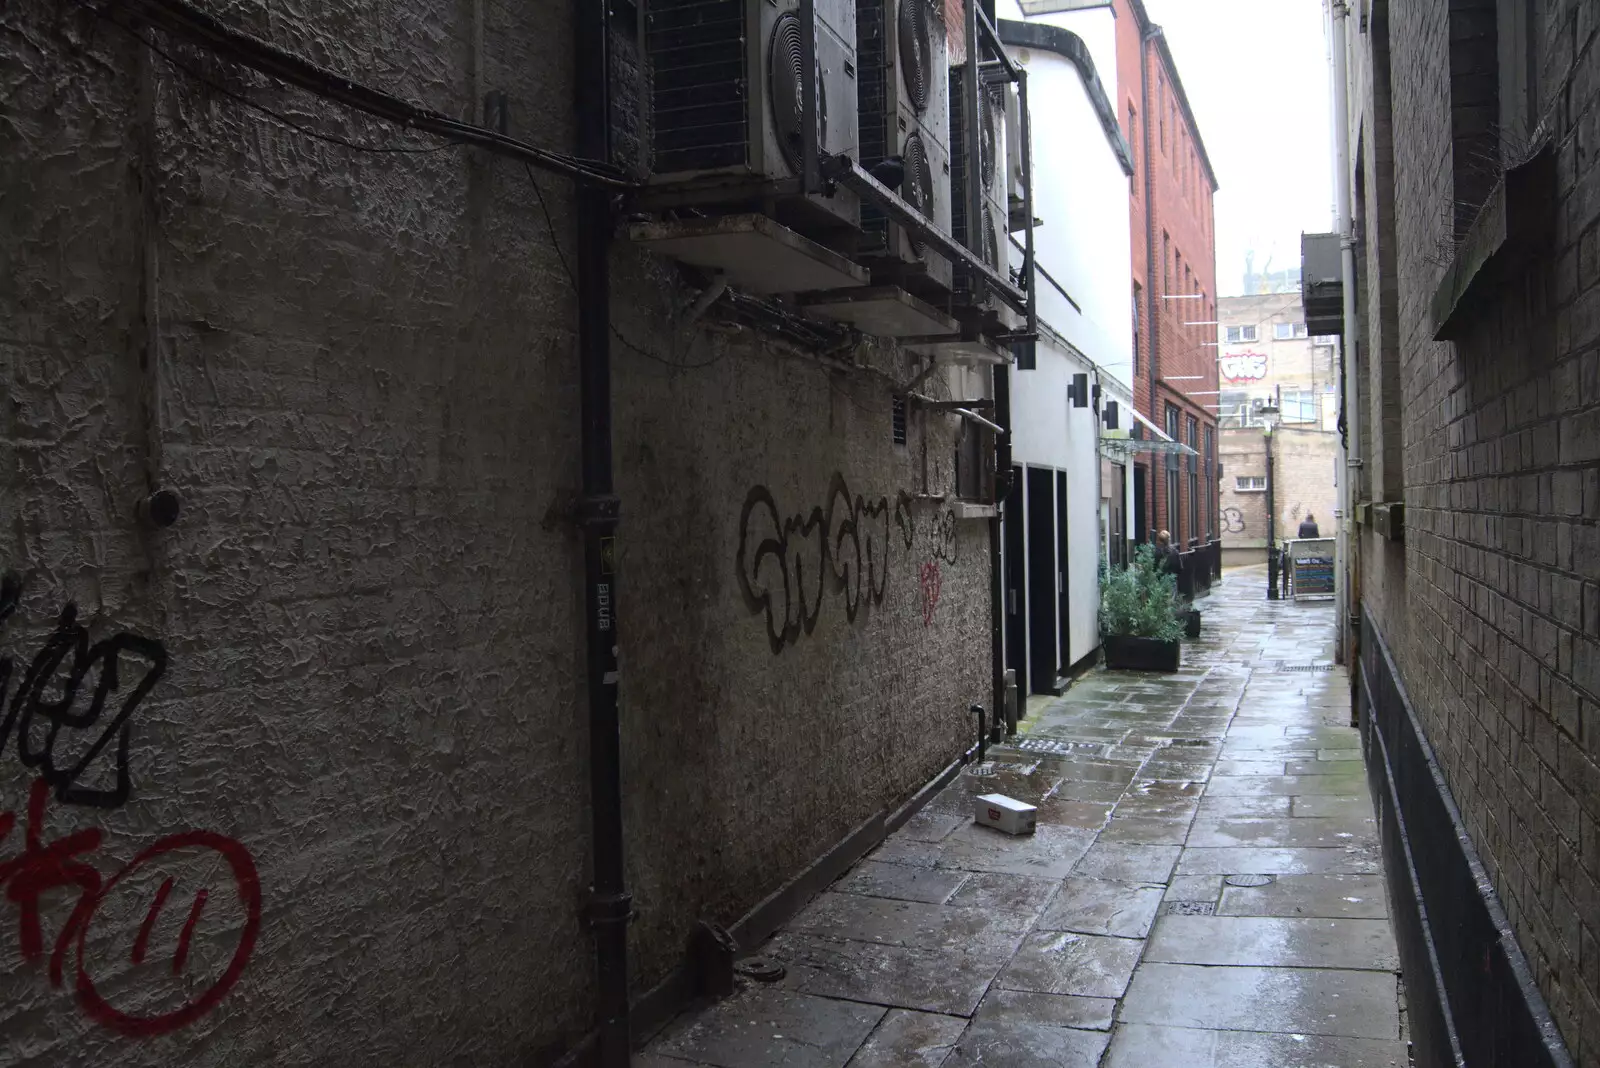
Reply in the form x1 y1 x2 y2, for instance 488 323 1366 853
1331 0 1360 666
573 1 630 1065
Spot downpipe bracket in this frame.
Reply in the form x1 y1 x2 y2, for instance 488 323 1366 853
585 889 636 930
579 494 622 527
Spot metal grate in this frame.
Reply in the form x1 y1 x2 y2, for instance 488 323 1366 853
1273 662 1337 673
1165 901 1217 916
897 0 932 113
768 13 828 176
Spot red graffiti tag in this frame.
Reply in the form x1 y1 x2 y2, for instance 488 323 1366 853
919 561 942 626
0 779 260 1037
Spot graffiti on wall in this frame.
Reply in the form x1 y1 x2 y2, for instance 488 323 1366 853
1222 507 1245 533
0 571 260 1037
0 573 166 808
735 474 958 652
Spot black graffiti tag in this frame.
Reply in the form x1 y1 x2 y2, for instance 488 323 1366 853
736 475 923 654
0 573 168 808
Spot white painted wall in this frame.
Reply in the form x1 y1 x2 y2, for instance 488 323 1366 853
994 4 1134 672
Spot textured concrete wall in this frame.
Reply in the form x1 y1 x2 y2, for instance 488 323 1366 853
0 2 989 1064
1360 0 1600 1056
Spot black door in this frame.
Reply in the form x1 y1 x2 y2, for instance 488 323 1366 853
1113 463 1128 565
1003 464 1027 698
1027 467 1058 694
1133 463 1148 548
1056 471 1070 670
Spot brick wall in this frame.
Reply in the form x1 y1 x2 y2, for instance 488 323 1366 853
0 2 989 1063
1219 428 1340 552
1114 0 1219 548
1361 0 1600 1057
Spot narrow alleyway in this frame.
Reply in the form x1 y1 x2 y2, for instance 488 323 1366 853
640 569 1407 1068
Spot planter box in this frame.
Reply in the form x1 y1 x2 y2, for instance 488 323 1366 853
1102 635 1181 672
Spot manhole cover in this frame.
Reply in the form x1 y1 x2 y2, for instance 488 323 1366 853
734 957 787 983
1165 901 1217 915
1224 874 1274 887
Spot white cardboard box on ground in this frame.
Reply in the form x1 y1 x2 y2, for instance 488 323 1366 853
975 793 1037 835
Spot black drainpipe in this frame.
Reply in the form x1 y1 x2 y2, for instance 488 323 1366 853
990 363 1012 738
574 1 630 1064
1141 25 1160 539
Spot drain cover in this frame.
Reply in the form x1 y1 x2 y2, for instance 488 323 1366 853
1224 874 1274 887
1165 900 1217 915
734 957 787 983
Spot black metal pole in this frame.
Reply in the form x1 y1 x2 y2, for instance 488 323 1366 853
962 0 984 305
1265 430 1278 601
574 2 630 1064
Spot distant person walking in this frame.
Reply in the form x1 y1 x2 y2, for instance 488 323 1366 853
1298 514 1321 538
1153 530 1181 575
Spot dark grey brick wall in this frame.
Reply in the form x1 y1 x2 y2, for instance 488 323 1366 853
1360 0 1600 1057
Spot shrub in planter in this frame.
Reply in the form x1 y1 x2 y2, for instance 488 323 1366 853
1100 546 1183 671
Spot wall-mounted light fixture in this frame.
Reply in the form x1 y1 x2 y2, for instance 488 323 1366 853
1067 373 1089 408
1102 400 1119 430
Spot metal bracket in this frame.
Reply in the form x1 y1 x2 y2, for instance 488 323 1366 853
578 494 622 527
585 889 635 929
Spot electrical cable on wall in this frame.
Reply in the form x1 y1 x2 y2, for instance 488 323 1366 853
85 0 632 186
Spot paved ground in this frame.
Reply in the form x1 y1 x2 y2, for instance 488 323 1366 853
640 569 1408 1067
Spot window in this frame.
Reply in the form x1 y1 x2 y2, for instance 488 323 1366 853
1204 426 1217 538
1165 404 1181 541
1236 476 1266 492
1132 282 1142 376
1312 334 1339 345
1158 75 1166 151
1280 388 1319 425
1127 103 1138 176
1225 325 1259 343
1218 390 1251 428
1162 232 1170 292
1273 322 1310 340
956 424 988 500
1186 417 1199 546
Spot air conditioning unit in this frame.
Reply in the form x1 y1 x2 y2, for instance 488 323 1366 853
950 73 1010 320
856 0 952 289
647 0 861 229
1004 84 1028 233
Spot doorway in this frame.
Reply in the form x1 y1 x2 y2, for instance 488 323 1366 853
1027 467 1058 694
1056 471 1070 670
1003 464 1027 697
1133 463 1148 547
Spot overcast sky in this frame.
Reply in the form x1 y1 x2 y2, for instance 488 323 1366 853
1142 0 1335 297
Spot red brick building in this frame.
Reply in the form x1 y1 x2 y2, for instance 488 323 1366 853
1114 0 1219 553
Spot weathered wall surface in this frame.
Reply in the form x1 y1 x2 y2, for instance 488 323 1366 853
1367 0 1600 1056
1218 428 1339 553
0 2 988 1064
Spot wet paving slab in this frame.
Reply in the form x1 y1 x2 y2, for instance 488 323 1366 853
642 570 1407 1065
1104 1023 1410 1068
1119 962 1400 1040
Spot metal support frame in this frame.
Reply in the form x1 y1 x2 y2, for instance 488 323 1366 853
961 0 985 310
826 157 1027 311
